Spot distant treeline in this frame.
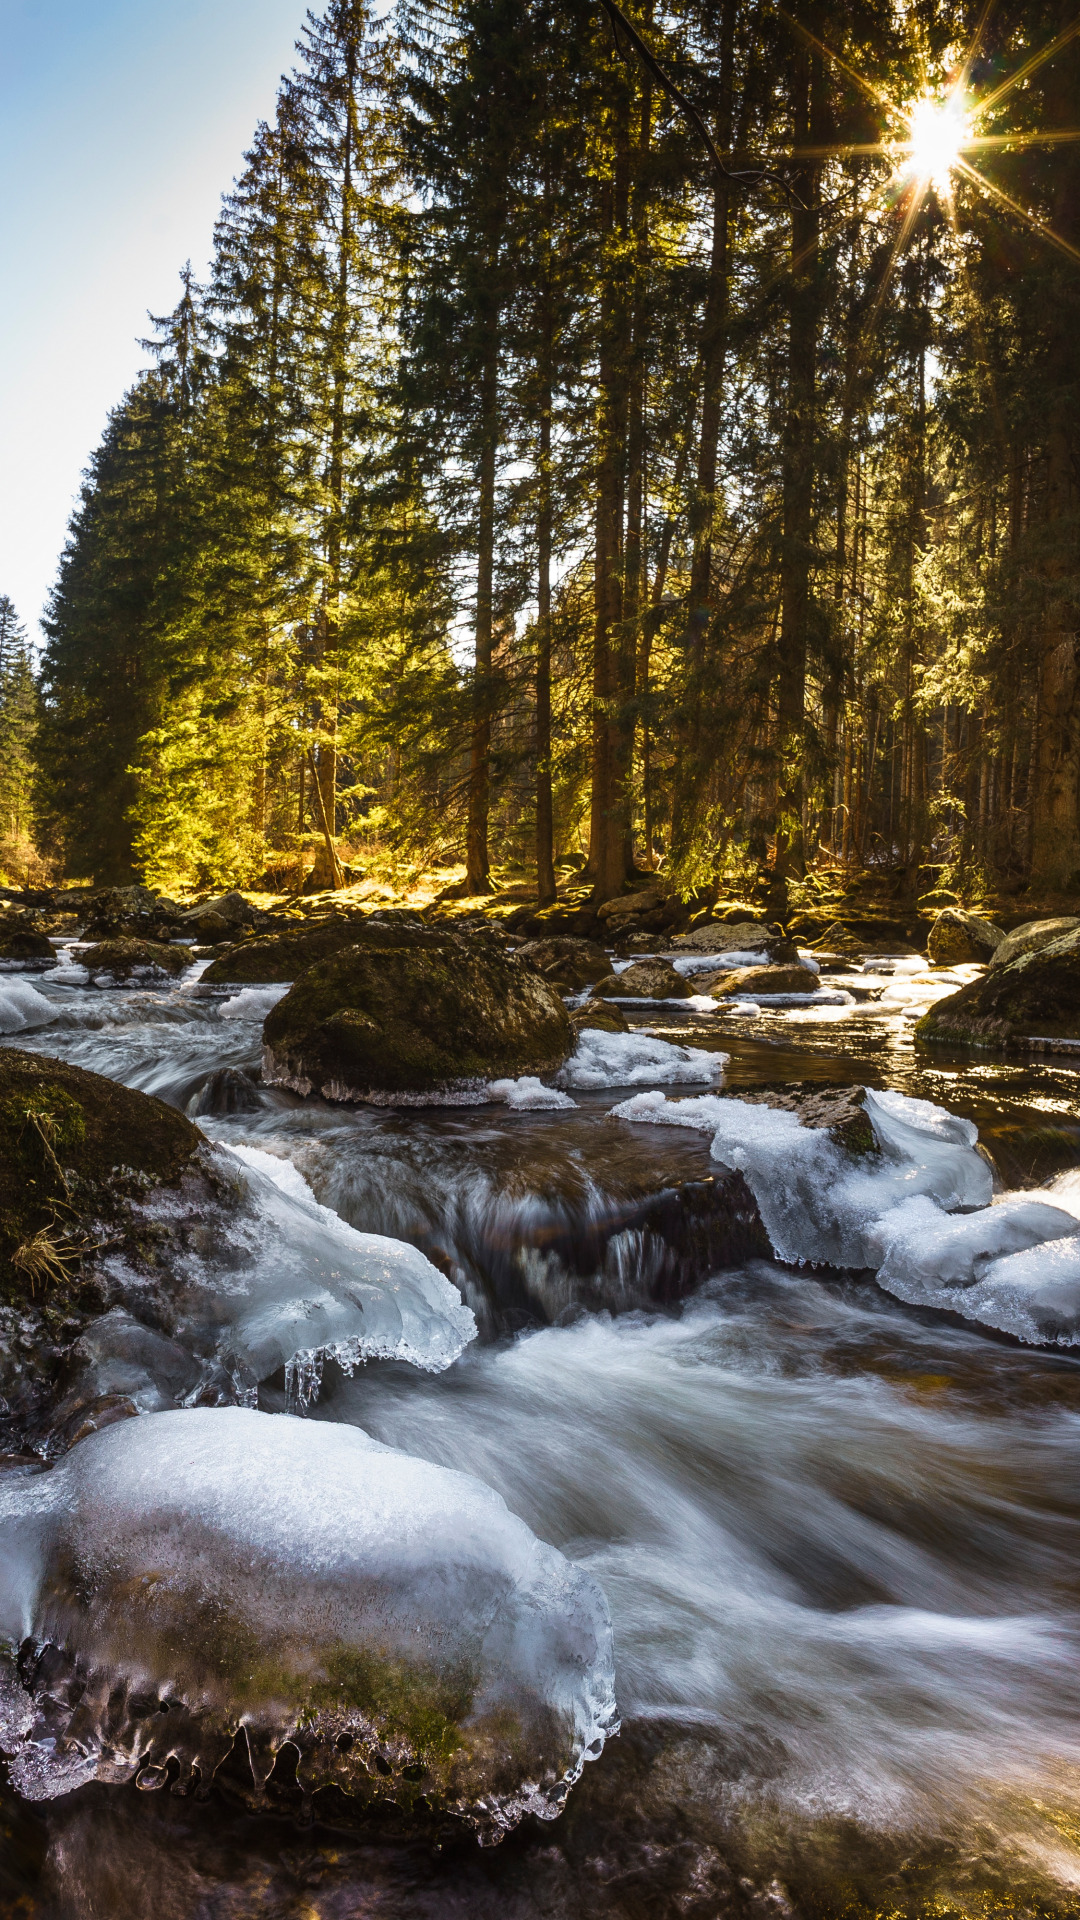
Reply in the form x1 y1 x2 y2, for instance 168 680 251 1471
31 0 1080 901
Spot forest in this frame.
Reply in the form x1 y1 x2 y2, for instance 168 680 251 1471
5 0 1079 913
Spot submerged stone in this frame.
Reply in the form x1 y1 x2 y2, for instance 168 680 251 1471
262 937 572 1102
0 1407 617 1839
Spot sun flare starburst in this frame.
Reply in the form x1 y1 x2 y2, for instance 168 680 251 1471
904 93 971 194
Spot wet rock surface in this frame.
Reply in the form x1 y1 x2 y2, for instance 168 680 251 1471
516 937 612 992
917 926 1080 1048
699 964 820 997
202 916 372 983
988 914 1080 969
263 935 573 1101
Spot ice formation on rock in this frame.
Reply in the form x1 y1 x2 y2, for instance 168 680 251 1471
485 1075 577 1110
557 1028 727 1089
0 979 57 1032
0 1408 617 1838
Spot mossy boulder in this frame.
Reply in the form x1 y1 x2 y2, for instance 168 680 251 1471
590 958 689 1000
916 927 1080 1050
0 1049 206 1450
262 936 573 1101
988 916 1080 970
516 936 612 992
570 1003 630 1036
0 925 56 965
698 963 820 997
202 916 373 983
82 938 192 982
926 907 1004 965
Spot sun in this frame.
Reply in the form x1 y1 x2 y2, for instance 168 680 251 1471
904 93 971 194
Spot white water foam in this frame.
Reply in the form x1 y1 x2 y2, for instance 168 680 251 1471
557 1028 727 1089
0 979 57 1032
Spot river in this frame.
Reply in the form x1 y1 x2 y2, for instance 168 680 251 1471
3 949 1080 1918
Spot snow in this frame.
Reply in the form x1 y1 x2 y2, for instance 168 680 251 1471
556 1028 727 1089
486 1075 577 1110
219 983 291 1021
0 1406 617 1834
669 950 773 974
0 979 56 1032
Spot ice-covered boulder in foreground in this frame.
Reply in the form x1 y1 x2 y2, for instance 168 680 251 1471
611 1084 1080 1346
0 1408 617 1839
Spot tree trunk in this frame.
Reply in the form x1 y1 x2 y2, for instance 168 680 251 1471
536 370 557 904
466 323 499 894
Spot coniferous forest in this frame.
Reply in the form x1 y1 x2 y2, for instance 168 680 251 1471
9 0 1080 911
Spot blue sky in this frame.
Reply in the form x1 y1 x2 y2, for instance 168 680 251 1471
0 0 305 638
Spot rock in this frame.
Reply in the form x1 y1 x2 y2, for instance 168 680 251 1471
0 1048 205 1450
988 916 1080 969
81 938 192 982
0 923 56 967
570 1003 630 1036
262 936 573 1101
0 1406 617 1837
698 963 820 997
595 889 687 936
81 885 180 943
916 926 1080 1050
516 937 612 992
729 1081 879 1156
926 908 1004 965
179 890 256 931
809 921 866 958
0 1051 477 1453
590 958 690 1000
670 919 800 963
517 899 601 940
202 917 371 983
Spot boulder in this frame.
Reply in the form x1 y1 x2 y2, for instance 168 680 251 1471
0 1407 616 1836
516 937 612 992
262 936 573 1101
916 926 1080 1049
202 917 371 983
570 1002 630 1037
81 938 192 982
595 889 686 937
727 1081 879 1156
988 916 1080 970
0 919 56 967
180 890 256 931
590 958 690 1000
670 919 799 963
926 907 1004 965
699 963 820 997
0 1051 477 1454
81 885 179 943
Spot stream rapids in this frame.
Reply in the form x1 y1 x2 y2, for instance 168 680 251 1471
5 953 1080 1918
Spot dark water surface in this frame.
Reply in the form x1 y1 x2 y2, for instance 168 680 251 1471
5 965 1080 1916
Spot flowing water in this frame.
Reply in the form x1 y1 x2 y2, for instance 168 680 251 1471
5 956 1080 1917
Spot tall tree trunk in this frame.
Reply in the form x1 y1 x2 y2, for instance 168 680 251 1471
1030 421 1080 887
587 71 633 901
466 324 499 893
670 0 735 864
771 34 825 898
536 367 557 903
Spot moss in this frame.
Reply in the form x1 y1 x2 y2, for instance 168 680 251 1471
0 1048 201 1309
202 915 435 983
300 1646 474 1767
82 938 191 979
0 928 55 961
917 927 1080 1050
262 937 573 1099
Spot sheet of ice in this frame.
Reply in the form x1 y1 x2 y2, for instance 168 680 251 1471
204 1145 477 1398
219 983 291 1021
0 1407 617 1835
556 1028 727 1089
612 1086 992 1271
47 962 90 987
669 950 771 974
485 1075 577 1110
726 990 854 1007
599 993 721 1011
0 979 57 1033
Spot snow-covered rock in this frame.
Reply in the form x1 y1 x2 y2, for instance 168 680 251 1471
557 1028 726 1089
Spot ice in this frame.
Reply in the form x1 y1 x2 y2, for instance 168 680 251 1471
206 1145 477 1397
613 1087 993 1271
47 962 90 987
556 1028 727 1089
0 1406 617 1835
873 1193 1080 1299
0 979 56 1032
485 1075 577 1110
219 984 291 1021
669 950 771 974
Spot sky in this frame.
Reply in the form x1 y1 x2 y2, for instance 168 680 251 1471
0 0 307 641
